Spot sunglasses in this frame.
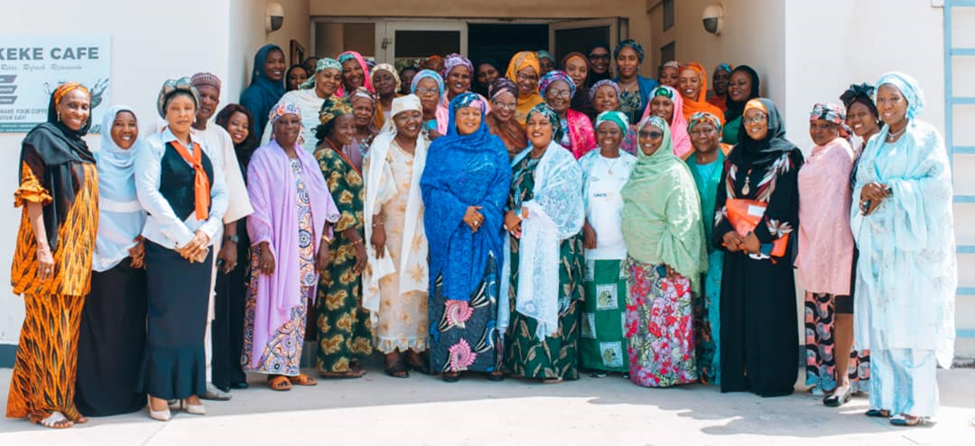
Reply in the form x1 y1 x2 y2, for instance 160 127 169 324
639 130 664 139
589 54 611 60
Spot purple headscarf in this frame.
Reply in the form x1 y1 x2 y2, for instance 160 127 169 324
443 53 474 79
539 70 577 100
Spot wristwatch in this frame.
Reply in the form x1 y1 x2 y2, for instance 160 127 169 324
223 235 240 244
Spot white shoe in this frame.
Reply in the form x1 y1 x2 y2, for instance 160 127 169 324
148 406 172 422
180 399 206 415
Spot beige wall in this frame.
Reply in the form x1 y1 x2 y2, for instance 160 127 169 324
649 0 787 105
229 0 311 102
309 0 656 71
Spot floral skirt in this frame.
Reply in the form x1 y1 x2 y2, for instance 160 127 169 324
805 292 870 394
625 258 697 387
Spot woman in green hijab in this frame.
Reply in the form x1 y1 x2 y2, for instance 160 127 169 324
621 115 708 388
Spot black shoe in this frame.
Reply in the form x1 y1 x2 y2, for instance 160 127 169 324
443 372 461 383
229 381 250 390
865 409 891 418
823 384 853 408
487 372 504 382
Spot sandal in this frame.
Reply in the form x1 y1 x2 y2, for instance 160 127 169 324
268 375 293 391
288 373 318 386
404 350 431 375
542 377 564 384
442 372 461 383
487 371 505 382
890 414 925 427
865 409 891 418
385 354 410 379
38 411 73 429
320 368 367 379
823 383 854 408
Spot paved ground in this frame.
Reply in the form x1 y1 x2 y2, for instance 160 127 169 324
0 366 972 445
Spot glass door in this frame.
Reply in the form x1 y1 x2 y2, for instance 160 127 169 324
549 18 623 64
383 21 468 70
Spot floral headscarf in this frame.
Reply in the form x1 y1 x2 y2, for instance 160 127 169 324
526 102 564 143
269 101 303 126
810 102 851 140
588 79 620 102
157 77 200 118
687 111 723 135
314 97 354 143
538 70 576 100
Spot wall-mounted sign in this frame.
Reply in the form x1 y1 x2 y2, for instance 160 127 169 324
0 35 111 133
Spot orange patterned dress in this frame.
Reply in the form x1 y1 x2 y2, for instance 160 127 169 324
7 161 98 423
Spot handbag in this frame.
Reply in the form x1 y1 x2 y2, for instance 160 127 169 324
724 198 789 259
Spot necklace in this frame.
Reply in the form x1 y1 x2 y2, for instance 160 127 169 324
742 168 753 195
885 125 907 142
600 154 621 175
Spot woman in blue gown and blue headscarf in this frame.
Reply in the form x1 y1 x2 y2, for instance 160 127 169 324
421 92 511 383
240 44 287 136
852 72 956 427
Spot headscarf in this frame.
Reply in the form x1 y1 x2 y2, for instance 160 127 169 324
560 51 594 118
420 92 511 307
678 62 724 123
614 39 645 63
240 44 286 135
19 83 95 253
595 110 629 133
423 55 445 71
715 63 733 75
725 65 760 123
336 50 374 96
875 71 925 121
411 69 445 98
526 102 565 144
708 63 733 111
299 57 342 90
157 77 201 118
538 70 576 100
537 50 556 65
840 83 878 115
561 52 589 77
371 62 401 93
663 60 681 70
687 111 723 136
641 85 692 158
443 53 474 79
486 77 528 155
506 51 545 123
585 41 613 87
729 98 803 167
621 115 707 293
268 101 303 131
92 105 146 272
810 102 851 140
588 79 620 102
314 97 354 144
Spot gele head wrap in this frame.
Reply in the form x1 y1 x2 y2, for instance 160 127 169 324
526 102 564 143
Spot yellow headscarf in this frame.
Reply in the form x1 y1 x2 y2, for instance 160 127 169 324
505 51 544 127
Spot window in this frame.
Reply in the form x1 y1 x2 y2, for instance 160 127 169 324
660 41 675 67
663 0 675 31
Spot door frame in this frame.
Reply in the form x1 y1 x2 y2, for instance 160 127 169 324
548 18 625 55
382 21 468 64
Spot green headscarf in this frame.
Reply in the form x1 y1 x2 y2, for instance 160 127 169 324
621 116 708 293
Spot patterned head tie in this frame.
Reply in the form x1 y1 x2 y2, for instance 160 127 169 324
157 77 200 118
526 102 564 143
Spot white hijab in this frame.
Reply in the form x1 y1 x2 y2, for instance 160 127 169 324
362 94 430 325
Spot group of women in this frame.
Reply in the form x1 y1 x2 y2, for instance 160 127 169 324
7 38 955 430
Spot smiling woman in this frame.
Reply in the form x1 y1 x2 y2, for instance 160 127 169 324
240 45 286 136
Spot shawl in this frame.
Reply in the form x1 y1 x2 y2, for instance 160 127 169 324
260 88 327 154
336 50 374 97
486 77 528 156
621 116 707 293
679 63 725 124
420 93 511 305
728 98 803 167
500 139 585 338
796 137 855 295
92 105 147 272
640 86 692 158
562 52 594 119
18 84 96 253
585 41 613 87
505 51 544 125
412 69 450 135
240 44 286 136
246 138 339 368
564 109 597 159
362 95 429 324
852 72 954 366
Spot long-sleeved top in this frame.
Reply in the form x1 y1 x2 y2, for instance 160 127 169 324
135 127 228 249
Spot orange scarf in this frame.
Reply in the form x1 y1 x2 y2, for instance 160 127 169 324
170 140 210 220
680 63 726 124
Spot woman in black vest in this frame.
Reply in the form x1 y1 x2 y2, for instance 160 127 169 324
134 78 229 421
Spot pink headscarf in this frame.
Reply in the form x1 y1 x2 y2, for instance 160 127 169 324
640 85 692 158
336 51 374 97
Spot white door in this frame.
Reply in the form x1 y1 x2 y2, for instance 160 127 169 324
548 18 623 63
381 21 468 67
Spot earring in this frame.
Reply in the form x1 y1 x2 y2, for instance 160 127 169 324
57 110 61 122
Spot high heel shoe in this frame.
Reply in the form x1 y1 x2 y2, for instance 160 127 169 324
180 399 206 415
148 406 172 422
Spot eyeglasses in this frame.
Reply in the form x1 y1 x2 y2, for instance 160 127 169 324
744 113 768 124
589 54 611 61
493 101 517 110
639 130 664 139
517 73 539 83
546 89 571 99
414 87 439 96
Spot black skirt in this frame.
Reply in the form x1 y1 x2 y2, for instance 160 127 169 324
211 220 250 389
74 257 148 416
136 241 211 400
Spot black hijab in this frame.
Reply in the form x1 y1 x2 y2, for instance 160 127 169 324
585 42 612 87
728 98 803 168
725 65 760 123
20 84 95 252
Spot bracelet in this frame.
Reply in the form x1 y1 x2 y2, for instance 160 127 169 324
223 235 239 244
351 239 364 246
372 220 384 228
